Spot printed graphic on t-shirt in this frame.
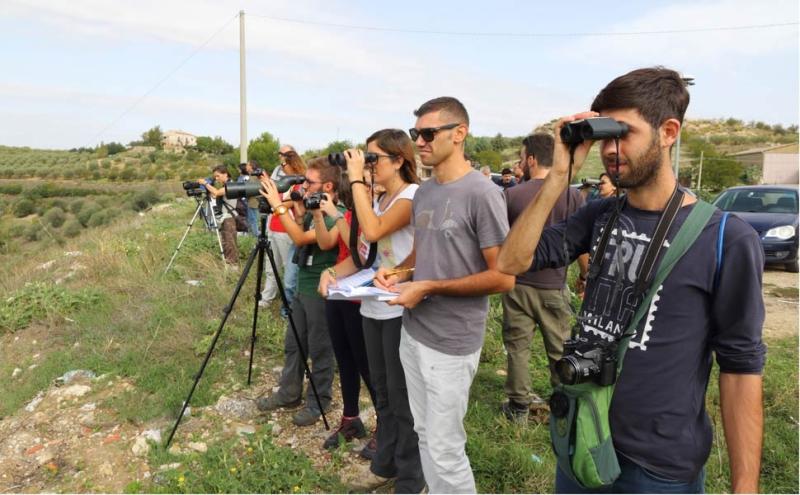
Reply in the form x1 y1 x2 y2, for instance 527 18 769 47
579 214 670 351
415 198 459 239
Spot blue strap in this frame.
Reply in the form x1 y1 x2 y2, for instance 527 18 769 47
714 212 730 290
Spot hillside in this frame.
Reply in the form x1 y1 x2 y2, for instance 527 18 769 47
0 187 797 492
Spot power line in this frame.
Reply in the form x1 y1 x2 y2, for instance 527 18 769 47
248 14 798 38
87 13 239 147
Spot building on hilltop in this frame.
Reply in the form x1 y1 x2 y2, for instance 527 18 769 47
162 130 197 152
732 143 799 185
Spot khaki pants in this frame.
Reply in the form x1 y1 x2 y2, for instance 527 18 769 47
501 284 573 405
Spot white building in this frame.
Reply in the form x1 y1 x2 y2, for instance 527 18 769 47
732 143 799 185
161 130 197 152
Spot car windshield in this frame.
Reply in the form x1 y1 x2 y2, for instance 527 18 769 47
714 188 798 214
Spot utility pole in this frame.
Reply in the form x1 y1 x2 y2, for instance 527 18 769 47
674 75 695 179
697 150 704 192
239 10 247 164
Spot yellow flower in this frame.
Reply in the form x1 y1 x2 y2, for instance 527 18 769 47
292 486 300 493
247 447 254 454
230 467 237 474
177 475 185 486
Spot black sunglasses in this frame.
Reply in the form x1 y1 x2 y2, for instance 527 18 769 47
409 123 460 143
364 152 394 164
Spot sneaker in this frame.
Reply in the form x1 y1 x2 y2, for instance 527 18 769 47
292 406 326 427
256 394 301 412
346 465 395 492
529 393 548 409
502 400 530 423
358 434 377 460
322 416 367 450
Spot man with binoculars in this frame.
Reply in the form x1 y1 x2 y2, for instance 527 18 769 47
254 159 342 427
498 67 765 494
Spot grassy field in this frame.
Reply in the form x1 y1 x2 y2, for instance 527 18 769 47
0 192 797 493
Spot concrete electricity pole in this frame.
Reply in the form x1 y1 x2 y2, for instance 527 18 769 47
674 75 695 180
239 10 247 164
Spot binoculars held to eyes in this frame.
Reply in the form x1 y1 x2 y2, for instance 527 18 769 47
560 117 629 146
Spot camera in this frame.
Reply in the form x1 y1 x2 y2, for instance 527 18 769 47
251 167 265 177
555 334 618 386
290 190 304 202
328 151 381 168
303 192 327 210
560 117 629 146
182 178 212 197
580 178 601 189
224 174 305 200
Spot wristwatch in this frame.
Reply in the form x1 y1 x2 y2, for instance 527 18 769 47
274 205 289 216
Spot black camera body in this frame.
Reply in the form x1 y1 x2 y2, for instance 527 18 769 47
328 151 381 168
555 334 618 386
560 117 629 146
303 192 327 210
251 167 266 177
182 178 212 197
224 174 305 200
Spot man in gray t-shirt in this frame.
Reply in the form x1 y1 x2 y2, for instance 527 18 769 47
375 97 513 493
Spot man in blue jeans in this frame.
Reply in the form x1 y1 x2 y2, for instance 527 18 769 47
498 67 765 493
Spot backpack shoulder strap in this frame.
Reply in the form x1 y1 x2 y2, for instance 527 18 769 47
714 212 730 290
617 200 716 363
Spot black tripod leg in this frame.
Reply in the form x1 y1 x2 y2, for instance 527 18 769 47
165 242 261 448
247 237 266 386
262 234 330 431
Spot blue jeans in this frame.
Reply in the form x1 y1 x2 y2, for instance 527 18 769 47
282 245 299 316
247 207 259 236
555 455 705 494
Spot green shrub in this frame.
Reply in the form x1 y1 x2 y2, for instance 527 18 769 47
43 207 67 228
62 219 82 238
0 282 103 333
13 198 35 217
70 198 86 214
23 223 42 241
87 210 110 227
77 203 100 227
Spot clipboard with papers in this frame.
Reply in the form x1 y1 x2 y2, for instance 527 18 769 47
326 268 399 301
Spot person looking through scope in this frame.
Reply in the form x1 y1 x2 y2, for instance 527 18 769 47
262 147 307 315
198 165 239 267
497 67 765 494
318 129 424 493
255 158 340 428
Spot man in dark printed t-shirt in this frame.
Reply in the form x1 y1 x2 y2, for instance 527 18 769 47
499 67 765 494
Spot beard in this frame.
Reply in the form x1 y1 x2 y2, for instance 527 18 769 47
607 133 663 189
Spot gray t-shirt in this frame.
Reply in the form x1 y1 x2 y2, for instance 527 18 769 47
402 170 509 355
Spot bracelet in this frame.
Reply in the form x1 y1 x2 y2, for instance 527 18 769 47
326 267 337 279
350 180 367 187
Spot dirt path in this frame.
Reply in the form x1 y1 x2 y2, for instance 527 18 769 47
762 268 799 339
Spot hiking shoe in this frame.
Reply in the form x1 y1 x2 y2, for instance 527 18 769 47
346 465 395 492
323 416 367 450
292 407 326 427
358 433 377 460
256 394 301 412
502 400 530 423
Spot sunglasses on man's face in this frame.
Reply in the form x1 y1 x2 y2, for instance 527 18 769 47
409 123 460 143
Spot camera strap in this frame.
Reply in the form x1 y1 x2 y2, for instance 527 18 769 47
349 210 378 269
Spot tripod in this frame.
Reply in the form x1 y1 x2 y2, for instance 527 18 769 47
166 213 330 447
164 194 225 274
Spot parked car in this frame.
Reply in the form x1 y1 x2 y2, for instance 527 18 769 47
712 185 799 272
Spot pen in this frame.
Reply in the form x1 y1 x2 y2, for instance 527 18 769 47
381 267 415 278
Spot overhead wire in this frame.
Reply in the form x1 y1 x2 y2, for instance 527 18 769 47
88 12 239 146
247 14 798 38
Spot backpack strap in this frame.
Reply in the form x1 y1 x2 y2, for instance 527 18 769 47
714 212 730 290
617 200 717 367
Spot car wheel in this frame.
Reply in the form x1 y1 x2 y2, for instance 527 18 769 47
786 260 799 273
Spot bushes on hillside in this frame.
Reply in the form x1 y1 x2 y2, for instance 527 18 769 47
13 198 35 218
43 207 67 228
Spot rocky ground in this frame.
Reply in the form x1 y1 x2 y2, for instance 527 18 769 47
0 270 796 493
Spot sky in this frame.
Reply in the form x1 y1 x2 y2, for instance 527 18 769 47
1 0 798 152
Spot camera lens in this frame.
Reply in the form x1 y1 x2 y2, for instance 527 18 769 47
555 356 580 385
